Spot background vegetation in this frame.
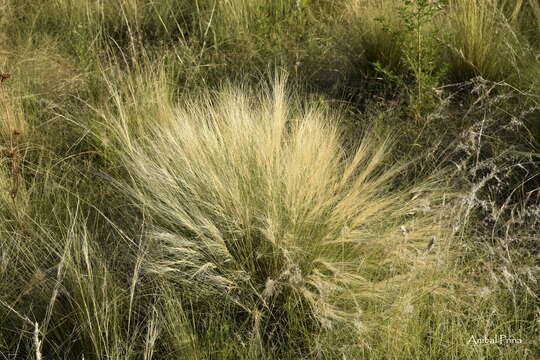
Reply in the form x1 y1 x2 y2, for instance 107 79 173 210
0 0 539 359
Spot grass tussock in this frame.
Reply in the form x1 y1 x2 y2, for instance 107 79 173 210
446 0 527 82
97 75 453 356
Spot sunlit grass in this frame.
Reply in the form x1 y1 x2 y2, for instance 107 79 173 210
0 0 538 359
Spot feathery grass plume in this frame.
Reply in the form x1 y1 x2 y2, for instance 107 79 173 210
99 73 452 356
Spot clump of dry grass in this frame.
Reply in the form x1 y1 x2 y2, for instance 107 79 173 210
445 0 528 82
96 73 453 356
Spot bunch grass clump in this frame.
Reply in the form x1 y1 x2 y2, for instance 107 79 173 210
446 0 527 82
97 74 452 356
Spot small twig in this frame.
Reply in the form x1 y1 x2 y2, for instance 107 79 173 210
34 322 43 360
